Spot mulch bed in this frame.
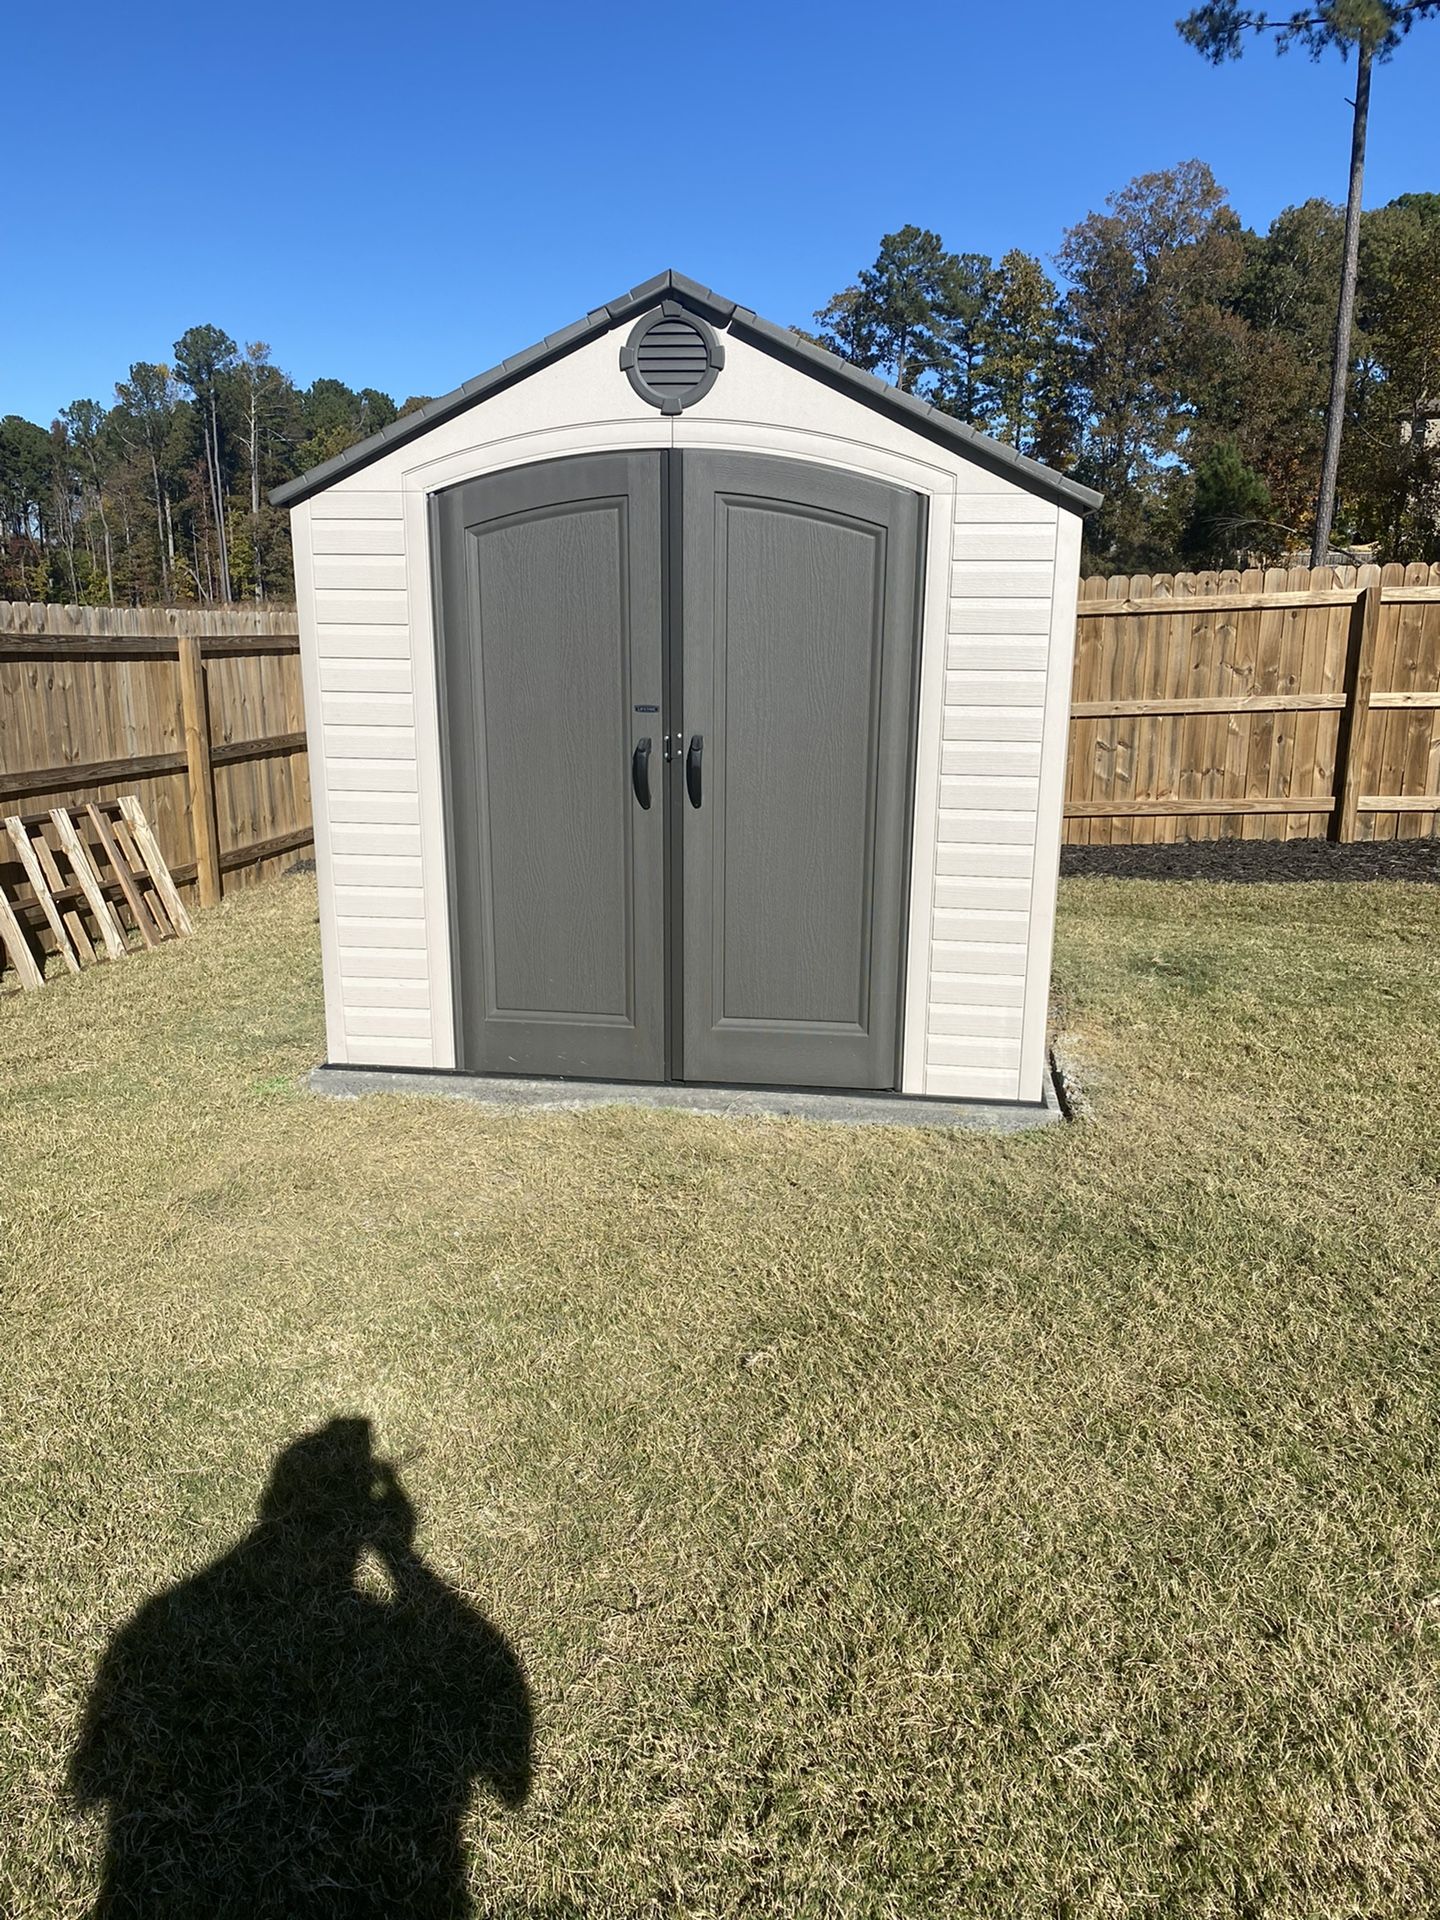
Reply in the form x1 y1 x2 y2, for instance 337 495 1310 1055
1061 837 1440 885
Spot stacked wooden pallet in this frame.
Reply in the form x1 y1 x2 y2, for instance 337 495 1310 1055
0 796 191 991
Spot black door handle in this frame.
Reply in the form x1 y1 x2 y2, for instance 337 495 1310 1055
631 736 652 810
685 733 703 809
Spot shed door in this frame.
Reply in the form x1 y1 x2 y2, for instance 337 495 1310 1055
434 454 666 1079
678 453 921 1089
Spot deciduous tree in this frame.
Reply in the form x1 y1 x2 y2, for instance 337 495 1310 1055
1059 160 1245 567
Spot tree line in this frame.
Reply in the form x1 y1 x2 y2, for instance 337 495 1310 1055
0 331 432 607
1 164 1435 604
811 167 1438 572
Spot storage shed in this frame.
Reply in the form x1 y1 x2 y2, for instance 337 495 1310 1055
273 271 1098 1111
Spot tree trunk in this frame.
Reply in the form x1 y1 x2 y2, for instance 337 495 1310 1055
116 486 133 598
58 487 77 599
200 428 218 595
1311 39 1371 567
149 451 170 599
249 381 264 602
88 451 116 606
208 393 232 602
249 382 260 518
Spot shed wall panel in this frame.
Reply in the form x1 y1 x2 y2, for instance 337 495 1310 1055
322 694 418 729
925 1066 1022 1100
935 845 1034 878
948 599 1055 635
339 949 430 979
345 1007 433 1038
309 491 410 519
339 976 432 1008
311 520 408 555
941 742 1044 778
927 973 1026 1006
339 1035 434 1068
325 760 419 793
328 792 422 825
330 822 424 858
319 661 415 694
928 1004 1024 1036
313 555 408 591
948 640 1050 673
315 627 415 660
933 874 1033 911
952 494 1067 524
951 525 1057 562
336 918 428 949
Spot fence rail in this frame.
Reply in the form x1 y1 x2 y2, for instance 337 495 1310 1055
1066 562 1440 844
0 603 311 919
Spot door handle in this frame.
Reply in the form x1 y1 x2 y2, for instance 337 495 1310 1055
685 733 703 809
631 736 652 810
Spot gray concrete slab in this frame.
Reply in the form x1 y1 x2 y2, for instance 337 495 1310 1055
307 1063 1065 1132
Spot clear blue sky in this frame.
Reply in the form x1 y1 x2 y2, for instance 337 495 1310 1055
5 0 1436 425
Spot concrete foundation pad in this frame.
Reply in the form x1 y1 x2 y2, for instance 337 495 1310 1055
307 1063 1065 1132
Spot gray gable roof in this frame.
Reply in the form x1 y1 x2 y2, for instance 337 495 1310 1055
270 270 1102 514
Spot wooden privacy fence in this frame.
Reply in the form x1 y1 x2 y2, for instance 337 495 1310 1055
0 603 311 908
4 563 1438 933
1067 563 1440 844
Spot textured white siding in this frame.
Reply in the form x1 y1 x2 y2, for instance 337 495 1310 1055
297 490 431 1068
291 314 1084 1102
926 492 1060 1101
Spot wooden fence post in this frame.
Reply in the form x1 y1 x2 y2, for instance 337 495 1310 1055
1331 571 1383 843
177 631 222 905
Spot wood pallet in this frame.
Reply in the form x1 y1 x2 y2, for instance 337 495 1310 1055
0 796 191 991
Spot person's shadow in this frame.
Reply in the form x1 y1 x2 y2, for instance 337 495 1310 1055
69 1417 531 1917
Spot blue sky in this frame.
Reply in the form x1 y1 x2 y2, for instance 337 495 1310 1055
5 0 1436 424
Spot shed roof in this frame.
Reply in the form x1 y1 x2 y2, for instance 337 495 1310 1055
270 269 1102 514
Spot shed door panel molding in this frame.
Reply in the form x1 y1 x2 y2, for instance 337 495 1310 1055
433 451 923 1090
434 454 666 1080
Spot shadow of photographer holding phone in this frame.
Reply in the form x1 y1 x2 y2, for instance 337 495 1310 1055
70 1417 531 1917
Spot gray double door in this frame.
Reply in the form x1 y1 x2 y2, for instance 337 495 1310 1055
434 450 922 1090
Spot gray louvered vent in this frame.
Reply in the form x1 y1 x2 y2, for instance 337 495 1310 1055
621 305 725 413
636 318 711 398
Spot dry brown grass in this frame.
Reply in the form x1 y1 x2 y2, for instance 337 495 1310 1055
2 869 1438 1916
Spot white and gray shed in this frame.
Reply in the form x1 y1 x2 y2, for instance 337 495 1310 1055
274 271 1098 1110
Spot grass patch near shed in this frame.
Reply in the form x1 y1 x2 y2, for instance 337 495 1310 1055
2 869 1438 1917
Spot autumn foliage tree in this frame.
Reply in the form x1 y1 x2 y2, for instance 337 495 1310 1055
810 160 1440 571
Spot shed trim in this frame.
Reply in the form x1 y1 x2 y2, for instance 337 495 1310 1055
270 270 1102 515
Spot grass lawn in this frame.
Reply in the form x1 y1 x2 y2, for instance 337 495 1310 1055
2 868 1438 1917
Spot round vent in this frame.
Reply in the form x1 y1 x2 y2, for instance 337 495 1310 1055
620 304 725 415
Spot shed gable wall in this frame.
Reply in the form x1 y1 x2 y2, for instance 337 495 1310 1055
293 318 1078 1102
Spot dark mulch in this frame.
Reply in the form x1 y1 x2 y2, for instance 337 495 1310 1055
1061 837 1440 886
